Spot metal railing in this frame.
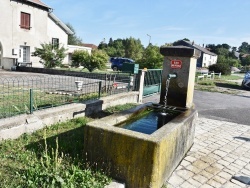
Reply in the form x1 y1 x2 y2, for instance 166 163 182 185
0 73 131 119
134 69 162 96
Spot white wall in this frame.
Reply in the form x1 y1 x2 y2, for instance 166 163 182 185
66 45 92 65
47 17 69 65
0 0 70 69
202 54 217 67
0 0 49 69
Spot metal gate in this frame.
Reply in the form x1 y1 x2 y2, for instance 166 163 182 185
140 69 162 96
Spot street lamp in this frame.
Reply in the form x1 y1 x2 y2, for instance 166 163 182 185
147 34 151 45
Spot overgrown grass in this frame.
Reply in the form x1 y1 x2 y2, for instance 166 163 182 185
104 103 138 113
0 103 137 187
195 74 243 94
0 88 99 119
219 74 243 80
0 117 111 187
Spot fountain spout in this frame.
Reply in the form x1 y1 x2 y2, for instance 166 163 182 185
167 73 177 79
163 73 177 109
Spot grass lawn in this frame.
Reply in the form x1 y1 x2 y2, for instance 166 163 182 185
195 74 244 94
0 103 137 187
0 87 99 119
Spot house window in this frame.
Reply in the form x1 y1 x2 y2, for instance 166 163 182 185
20 12 31 29
52 38 59 49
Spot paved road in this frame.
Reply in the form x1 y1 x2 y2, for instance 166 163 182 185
143 90 250 126
194 91 250 126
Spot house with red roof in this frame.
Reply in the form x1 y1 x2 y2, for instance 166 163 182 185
0 0 88 69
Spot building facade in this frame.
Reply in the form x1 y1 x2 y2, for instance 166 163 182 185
0 0 76 69
173 40 217 68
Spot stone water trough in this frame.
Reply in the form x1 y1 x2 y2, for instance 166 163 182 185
84 46 201 188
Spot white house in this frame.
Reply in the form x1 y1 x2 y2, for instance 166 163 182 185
0 0 89 69
173 40 218 68
67 45 92 65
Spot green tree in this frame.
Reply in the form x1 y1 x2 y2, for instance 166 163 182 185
209 63 231 75
137 44 163 69
124 37 144 60
238 42 250 53
66 23 82 45
215 48 229 57
32 43 67 68
161 43 173 47
98 37 144 59
227 58 240 67
241 55 250 66
206 44 217 53
232 47 237 52
71 49 108 72
221 43 231 50
98 38 125 57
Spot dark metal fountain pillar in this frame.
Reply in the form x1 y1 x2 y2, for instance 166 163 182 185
160 46 201 108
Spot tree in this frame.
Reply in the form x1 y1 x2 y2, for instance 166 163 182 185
136 44 163 69
241 55 250 66
71 49 108 72
161 43 173 47
98 38 125 57
32 43 67 68
98 42 108 50
206 44 217 53
98 37 144 59
232 47 237 52
238 42 250 54
66 23 82 45
221 43 231 50
215 48 229 57
209 63 231 75
124 37 144 60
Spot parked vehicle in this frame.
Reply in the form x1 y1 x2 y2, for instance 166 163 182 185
110 57 134 71
242 71 250 89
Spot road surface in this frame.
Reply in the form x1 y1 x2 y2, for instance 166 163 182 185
143 90 250 126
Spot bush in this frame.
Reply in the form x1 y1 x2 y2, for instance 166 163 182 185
71 50 108 72
32 43 67 68
208 63 231 75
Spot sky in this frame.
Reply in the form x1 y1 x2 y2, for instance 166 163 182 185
42 0 250 48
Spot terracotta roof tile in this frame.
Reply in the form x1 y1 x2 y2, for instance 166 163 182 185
81 43 98 49
26 0 50 8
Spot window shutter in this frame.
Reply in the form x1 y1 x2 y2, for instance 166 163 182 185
25 14 30 29
20 12 30 29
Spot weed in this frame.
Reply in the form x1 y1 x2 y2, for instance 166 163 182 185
0 117 111 187
104 103 137 113
197 80 215 86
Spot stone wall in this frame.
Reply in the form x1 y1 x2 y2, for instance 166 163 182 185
0 92 139 141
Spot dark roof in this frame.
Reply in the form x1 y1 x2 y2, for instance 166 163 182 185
174 40 217 56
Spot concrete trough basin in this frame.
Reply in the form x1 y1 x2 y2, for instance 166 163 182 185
84 103 198 188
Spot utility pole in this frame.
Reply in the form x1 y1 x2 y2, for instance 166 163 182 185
147 34 151 45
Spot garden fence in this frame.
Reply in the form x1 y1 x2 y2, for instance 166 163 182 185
0 73 132 119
